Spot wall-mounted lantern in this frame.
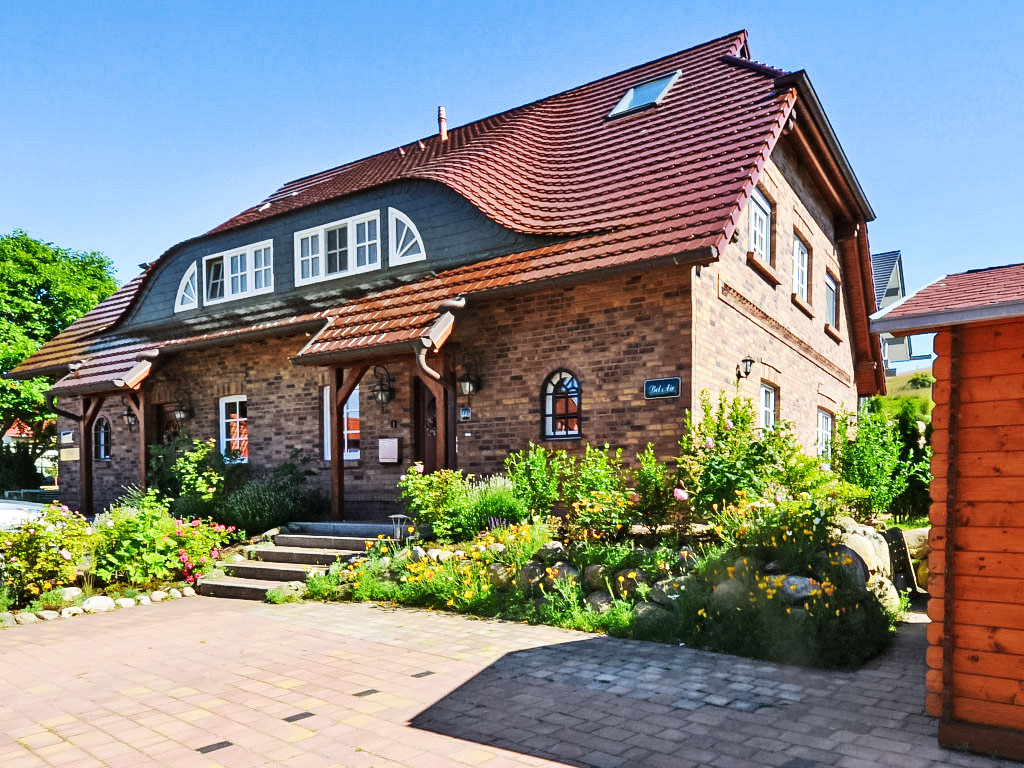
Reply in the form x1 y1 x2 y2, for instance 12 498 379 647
371 365 395 410
120 396 139 432
457 356 482 398
736 355 756 380
171 390 194 422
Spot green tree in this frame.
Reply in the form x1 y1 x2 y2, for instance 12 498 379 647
0 230 117 447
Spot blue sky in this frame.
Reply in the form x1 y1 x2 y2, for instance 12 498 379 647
2 0 1021 309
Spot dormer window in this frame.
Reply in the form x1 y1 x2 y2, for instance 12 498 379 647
203 240 274 305
388 208 426 266
294 211 381 286
608 70 680 117
174 262 198 312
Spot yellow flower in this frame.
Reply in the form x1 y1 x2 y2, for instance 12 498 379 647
697 608 707 618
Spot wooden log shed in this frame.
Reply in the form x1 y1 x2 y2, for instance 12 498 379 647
872 263 1024 760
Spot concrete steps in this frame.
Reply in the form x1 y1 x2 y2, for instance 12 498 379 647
198 521 398 601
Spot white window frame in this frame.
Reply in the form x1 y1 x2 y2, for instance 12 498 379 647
749 188 772 265
323 385 361 461
760 383 778 430
825 272 839 327
609 70 681 117
793 234 809 302
174 262 199 313
388 207 427 266
219 395 249 463
294 210 381 286
202 240 274 305
817 409 834 458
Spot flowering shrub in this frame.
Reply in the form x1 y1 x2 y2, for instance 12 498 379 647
505 443 570 515
397 464 479 542
92 489 236 586
565 489 633 541
631 444 680 533
1 504 92 604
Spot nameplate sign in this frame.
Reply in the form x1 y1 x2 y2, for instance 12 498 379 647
644 377 681 400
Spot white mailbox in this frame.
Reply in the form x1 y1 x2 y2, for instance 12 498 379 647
378 438 399 464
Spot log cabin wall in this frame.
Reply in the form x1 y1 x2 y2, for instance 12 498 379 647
926 319 1024 759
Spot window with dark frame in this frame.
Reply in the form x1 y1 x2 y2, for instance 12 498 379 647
542 370 581 439
94 417 111 460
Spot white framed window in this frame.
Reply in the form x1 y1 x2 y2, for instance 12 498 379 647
294 211 380 286
609 70 681 117
793 234 809 302
817 409 834 458
388 208 426 265
825 273 839 327
749 188 772 265
203 240 274 305
174 262 198 312
760 384 778 430
322 385 361 461
219 395 248 462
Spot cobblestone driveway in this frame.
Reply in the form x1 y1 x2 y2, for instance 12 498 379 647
0 599 1017 767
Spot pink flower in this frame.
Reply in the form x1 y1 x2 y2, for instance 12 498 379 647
210 549 220 559
227 527 236 532
179 553 189 563
724 418 734 430
704 437 714 449
774 492 784 503
59 548 72 561
200 556 207 564
673 488 689 502
191 519 201 527
413 463 424 474
178 548 186 555
186 574 195 583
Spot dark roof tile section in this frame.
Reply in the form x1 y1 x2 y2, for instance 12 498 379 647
870 250 900 311
871 262 1024 334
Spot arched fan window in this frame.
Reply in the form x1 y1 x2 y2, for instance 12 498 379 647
388 207 426 266
541 369 581 439
174 262 199 312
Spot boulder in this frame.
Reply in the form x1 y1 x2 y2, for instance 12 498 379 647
709 578 746 610
149 591 168 603
409 546 426 563
136 595 152 605
435 550 453 563
544 562 580 588
168 588 183 599
60 607 83 618
60 586 83 602
485 562 512 590
426 548 443 562
115 598 136 608
182 586 197 597
515 561 547 593
486 542 507 556
835 544 870 586
82 595 116 613
14 612 38 625
0 612 16 628
632 601 674 636
915 559 929 589
867 574 902 615
841 531 891 578
36 610 60 621
533 541 565 565
779 576 817 604
613 568 650 598
585 590 614 613
582 564 607 592
903 527 931 559
650 576 692 608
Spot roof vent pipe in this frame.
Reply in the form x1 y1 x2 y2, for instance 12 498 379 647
438 106 448 142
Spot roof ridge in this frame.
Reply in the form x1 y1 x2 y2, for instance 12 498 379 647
721 53 792 80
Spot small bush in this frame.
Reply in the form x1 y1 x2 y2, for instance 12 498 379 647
397 464 483 543
631 444 677 533
564 443 625 504
1 504 92 604
467 475 528 528
217 456 325 536
505 443 569 515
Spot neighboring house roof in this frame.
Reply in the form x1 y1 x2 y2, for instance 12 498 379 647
871 250 901 311
10 30 881 393
872 262 1024 334
4 419 32 439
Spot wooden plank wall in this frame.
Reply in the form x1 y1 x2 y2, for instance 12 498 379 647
926 320 1024 736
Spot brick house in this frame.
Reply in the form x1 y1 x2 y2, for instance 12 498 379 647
9 31 884 518
872 263 1024 760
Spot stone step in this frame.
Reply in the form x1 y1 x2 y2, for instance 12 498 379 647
198 576 285 600
290 521 400 538
251 546 356 566
223 560 324 582
274 533 388 551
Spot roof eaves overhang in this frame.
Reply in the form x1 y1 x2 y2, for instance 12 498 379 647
871 300 1024 336
774 70 875 223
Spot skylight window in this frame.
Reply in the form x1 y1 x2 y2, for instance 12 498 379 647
609 70 681 117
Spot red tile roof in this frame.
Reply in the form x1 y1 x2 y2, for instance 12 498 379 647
10 30 880 392
872 262 1024 334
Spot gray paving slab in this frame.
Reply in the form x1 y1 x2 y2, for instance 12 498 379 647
0 598 1019 767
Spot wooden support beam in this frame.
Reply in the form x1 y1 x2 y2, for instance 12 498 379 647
330 365 368 521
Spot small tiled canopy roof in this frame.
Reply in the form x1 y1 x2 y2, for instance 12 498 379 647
10 30 881 393
872 262 1024 334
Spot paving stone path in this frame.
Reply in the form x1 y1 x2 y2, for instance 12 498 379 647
0 598 1018 768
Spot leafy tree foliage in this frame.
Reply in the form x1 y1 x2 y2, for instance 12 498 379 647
0 230 117 445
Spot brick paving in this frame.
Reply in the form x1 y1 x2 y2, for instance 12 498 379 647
0 599 1018 768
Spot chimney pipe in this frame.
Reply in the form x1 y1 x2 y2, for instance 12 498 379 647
438 105 448 142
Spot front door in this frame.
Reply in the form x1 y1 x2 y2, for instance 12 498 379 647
413 378 438 472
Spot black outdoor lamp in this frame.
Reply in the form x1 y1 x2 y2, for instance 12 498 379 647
736 356 756 380
371 365 395 410
120 396 139 431
171 390 194 422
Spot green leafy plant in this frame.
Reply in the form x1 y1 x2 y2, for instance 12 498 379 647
564 443 624 504
467 475 528 528
505 443 569 514
397 464 481 542
217 453 325 536
631 444 677 533
1 503 92 604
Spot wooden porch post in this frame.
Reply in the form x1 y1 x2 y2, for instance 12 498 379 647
79 395 106 518
330 364 368 520
412 350 452 470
